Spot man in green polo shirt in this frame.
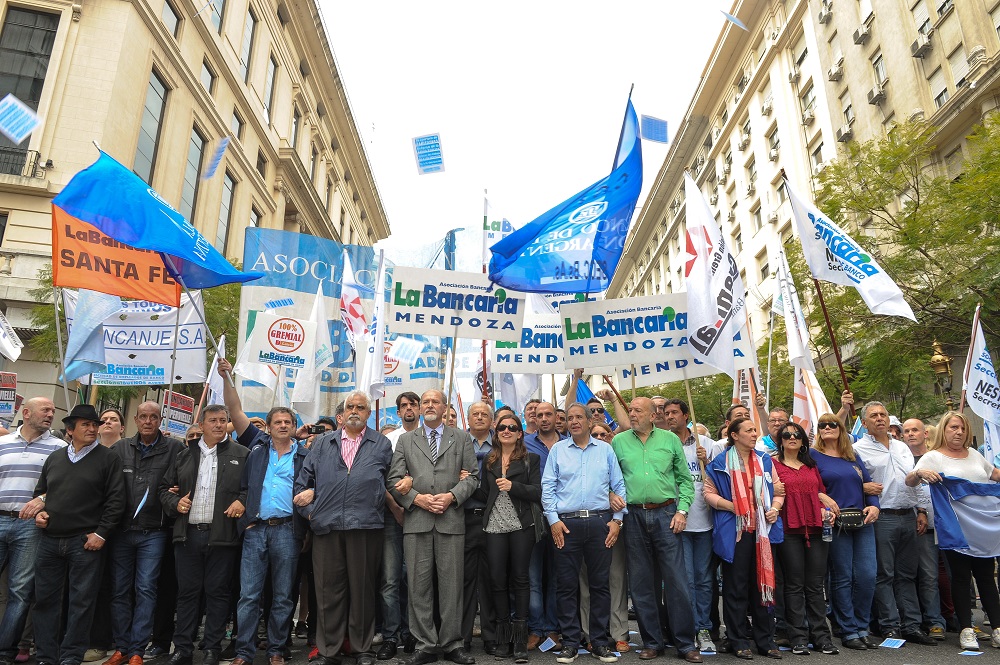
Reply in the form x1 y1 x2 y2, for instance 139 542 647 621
611 397 701 663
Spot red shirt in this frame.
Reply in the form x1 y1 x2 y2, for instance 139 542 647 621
773 460 826 531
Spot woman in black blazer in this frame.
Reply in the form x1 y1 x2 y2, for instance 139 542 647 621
478 414 542 662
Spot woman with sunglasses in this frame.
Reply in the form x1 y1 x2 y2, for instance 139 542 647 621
772 421 838 655
478 414 542 662
811 414 880 651
703 417 784 660
590 424 614 443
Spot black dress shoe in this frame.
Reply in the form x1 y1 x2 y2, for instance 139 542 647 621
882 629 902 640
444 648 475 665
859 635 878 649
220 643 237 661
399 651 439 665
203 651 220 665
483 642 497 656
902 631 936 646
840 639 865 651
402 637 418 655
378 641 399 660
167 654 193 665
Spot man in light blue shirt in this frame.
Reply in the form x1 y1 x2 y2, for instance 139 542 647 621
542 403 626 665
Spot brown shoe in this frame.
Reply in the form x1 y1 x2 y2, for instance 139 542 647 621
638 648 660 660
615 642 631 654
128 657 144 665
682 652 703 663
270 656 286 665
105 652 127 665
527 635 542 651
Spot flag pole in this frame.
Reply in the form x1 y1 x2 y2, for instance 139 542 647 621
163 301 182 435
958 303 983 413
481 194 490 407
446 338 459 404
178 280 235 388
630 365 636 400
765 307 775 413
601 375 629 412
551 374 557 406
52 287 73 411
810 278 854 421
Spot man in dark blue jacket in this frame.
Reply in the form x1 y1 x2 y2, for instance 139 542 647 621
216 358 309 665
295 390 393 665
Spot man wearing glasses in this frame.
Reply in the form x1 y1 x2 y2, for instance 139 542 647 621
759 410 789 455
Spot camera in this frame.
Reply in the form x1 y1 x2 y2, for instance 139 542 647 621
307 425 327 435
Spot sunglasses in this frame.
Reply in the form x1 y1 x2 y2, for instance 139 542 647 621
817 422 839 430
781 431 804 440
496 424 522 433
590 407 605 414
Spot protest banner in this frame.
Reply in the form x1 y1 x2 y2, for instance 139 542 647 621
492 314 566 374
245 314 317 370
52 207 182 305
0 372 16 421
63 290 207 386
389 267 525 342
161 391 195 438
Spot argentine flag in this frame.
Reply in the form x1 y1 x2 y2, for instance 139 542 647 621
929 476 1000 558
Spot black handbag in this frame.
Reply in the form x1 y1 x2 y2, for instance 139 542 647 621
526 455 547 542
835 508 865 530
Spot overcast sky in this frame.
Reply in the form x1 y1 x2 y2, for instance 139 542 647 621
322 2 733 251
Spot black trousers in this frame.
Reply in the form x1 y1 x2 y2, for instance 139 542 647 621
775 533 832 646
150 542 177 650
945 550 1000 629
172 528 238 656
485 527 534 622
462 510 496 645
721 536 776 653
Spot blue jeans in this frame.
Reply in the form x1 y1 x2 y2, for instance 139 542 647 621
528 538 558 636
680 530 714 633
235 521 300 661
873 512 921 633
34 534 104 665
828 524 876 641
380 516 409 642
110 530 168 657
916 530 944 630
0 516 39 659
554 514 612 649
625 505 696 654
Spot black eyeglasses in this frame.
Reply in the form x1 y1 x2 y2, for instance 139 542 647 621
589 407 605 414
817 422 839 430
781 431 804 440
496 424 522 433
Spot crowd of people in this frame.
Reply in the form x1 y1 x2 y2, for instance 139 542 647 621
0 365 997 665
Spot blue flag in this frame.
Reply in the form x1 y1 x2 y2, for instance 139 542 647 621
929 476 1000 557
488 100 642 294
52 151 262 289
62 289 122 381
575 379 619 431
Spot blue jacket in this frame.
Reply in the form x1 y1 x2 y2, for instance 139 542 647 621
705 449 784 563
238 434 310 541
294 427 393 533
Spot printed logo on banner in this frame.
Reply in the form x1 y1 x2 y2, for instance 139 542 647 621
161 391 195 438
247 313 316 368
613 326 756 389
0 372 16 418
493 314 566 374
268 318 306 354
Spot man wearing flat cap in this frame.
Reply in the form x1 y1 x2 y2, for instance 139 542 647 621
31 404 126 665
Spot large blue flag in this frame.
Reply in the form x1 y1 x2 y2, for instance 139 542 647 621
52 151 262 289
488 100 642 294
61 289 122 381
929 476 1000 557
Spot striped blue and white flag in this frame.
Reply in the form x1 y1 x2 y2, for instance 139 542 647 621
930 476 1000 558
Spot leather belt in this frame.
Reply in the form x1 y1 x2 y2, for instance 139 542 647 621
259 516 293 526
558 510 610 520
0 510 21 519
189 523 212 531
627 499 675 510
881 508 915 516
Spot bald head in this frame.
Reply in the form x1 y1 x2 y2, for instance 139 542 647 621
902 418 927 451
420 389 447 428
22 397 55 437
135 400 163 442
628 397 655 435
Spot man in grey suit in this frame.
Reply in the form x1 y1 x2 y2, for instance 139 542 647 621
388 389 479 665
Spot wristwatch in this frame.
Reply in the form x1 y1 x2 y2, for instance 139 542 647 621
677 509 688 517
612 518 623 527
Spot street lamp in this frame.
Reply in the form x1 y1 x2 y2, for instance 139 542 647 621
929 340 955 410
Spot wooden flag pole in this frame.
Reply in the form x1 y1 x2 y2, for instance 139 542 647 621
601 375 630 412
958 303 982 413
811 278 854 422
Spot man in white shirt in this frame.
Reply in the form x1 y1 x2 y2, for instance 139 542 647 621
852 401 935 646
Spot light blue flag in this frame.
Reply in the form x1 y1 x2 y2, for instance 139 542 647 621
52 152 262 289
640 115 669 143
62 289 123 381
575 379 619 431
488 100 642 294
929 476 1000 557
721 10 748 31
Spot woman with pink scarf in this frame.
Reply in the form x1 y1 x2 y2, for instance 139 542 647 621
704 417 785 660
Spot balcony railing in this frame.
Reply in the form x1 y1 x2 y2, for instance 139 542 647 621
0 148 40 178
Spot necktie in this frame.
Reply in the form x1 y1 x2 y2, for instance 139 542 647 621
429 429 438 463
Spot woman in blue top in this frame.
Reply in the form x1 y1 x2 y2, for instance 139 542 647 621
811 413 880 651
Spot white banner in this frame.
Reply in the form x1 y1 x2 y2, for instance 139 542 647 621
776 251 815 372
792 366 832 437
963 305 1000 462
492 314 565 374
245 314 317 370
63 291 206 386
389 267 525 342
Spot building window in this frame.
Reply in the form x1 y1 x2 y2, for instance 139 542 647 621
872 53 887 85
231 110 244 140
239 7 257 82
841 93 855 124
800 84 816 111
216 171 236 253
929 67 949 108
310 144 318 181
752 206 762 231
811 143 825 168
992 3 1000 40
0 212 7 245
325 178 334 211
937 0 953 16
291 107 301 149
747 159 757 185
757 250 770 281
742 118 751 136
0 8 59 115
201 60 216 94
732 230 743 253
133 70 169 184
912 1 931 34
793 34 808 66
179 127 206 222
721 108 729 125
724 150 733 167
768 128 780 151
256 150 267 178
209 0 225 32
776 181 787 203
161 0 181 36
264 55 278 122
250 205 262 228
949 45 968 87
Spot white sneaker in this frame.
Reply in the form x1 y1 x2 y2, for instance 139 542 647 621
961 628 980 650
698 630 716 653
372 632 384 646
991 628 1000 648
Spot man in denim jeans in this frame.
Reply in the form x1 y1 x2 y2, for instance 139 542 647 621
0 398 66 665
105 402 184 665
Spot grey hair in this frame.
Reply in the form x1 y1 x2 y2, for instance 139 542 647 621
343 390 373 410
566 402 589 417
861 400 886 420
468 401 494 420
